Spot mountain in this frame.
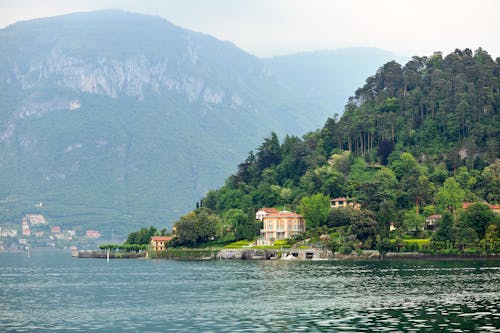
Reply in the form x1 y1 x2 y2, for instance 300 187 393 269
0 10 397 237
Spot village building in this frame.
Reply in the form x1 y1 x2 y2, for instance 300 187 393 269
54 232 66 240
255 207 279 221
85 230 101 238
330 197 360 209
21 222 30 236
51 226 61 233
26 214 46 225
150 236 173 251
257 210 306 246
463 202 500 214
425 214 442 230
0 229 18 237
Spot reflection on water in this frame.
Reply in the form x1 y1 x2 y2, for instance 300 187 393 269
0 249 499 332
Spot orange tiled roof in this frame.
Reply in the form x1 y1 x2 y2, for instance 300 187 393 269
151 236 173 242
331 197 348 202
463 202 500 210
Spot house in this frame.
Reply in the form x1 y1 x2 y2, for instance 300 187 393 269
257 210 306 246
463 202 500 214
150 236 173 251
425 214 442 230
26 214 46 225
255 208 279 221
330 197 360 209
51 226 61 233
86 230 101 238
0 229 18 237
21 222 30 236
54 232 65 240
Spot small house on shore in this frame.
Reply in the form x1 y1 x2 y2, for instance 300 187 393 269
150 236 173 251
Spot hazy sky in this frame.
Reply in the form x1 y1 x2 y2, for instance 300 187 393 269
1 0 499 58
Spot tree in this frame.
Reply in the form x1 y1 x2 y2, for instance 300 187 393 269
407 175 434 214
223 209 259 241
328 207 354 227
435 177 465 215
351 210 378 243
460 203 495 239
126 226 157 245
299 193 330 228
402 209 425 236
433 212 454 243
173 208 219 247
358 167 397 211
389 152 418 180
256 132 281 172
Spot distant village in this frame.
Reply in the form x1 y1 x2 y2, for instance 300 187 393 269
0 211 102 252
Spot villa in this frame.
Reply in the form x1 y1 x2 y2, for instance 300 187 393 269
257 210 305 246
150 236 173 251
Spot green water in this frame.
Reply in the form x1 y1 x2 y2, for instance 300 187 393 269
0 249 498 332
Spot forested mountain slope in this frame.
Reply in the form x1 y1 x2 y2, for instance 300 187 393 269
179 48 499 250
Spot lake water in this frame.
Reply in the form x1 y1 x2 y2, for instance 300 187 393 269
0 250 499 332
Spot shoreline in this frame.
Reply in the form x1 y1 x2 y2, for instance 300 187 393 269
71 248 500 261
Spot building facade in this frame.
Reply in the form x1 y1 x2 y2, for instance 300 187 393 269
257 211 305 246
330 197 360 209
150 236 173 251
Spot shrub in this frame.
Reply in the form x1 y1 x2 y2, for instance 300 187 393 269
339 242 354 254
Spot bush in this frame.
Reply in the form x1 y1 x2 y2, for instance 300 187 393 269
339 242 354 254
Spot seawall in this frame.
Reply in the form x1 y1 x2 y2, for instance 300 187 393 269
73 251 146 259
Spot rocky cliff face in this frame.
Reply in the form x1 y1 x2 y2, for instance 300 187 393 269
11 49 245 105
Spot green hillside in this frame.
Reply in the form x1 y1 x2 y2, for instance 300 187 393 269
173 48 500 253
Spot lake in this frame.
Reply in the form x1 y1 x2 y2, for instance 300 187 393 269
0 249 499 332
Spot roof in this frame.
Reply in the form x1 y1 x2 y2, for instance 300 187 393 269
463 202 500 210
426 214 442 220
264 211 303 218
257 208 279 213
151 236 173 242
331 197 348 202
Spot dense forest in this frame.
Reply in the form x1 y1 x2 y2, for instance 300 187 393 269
166 48 500 253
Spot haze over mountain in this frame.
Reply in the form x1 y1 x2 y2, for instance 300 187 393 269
0 10 398 237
